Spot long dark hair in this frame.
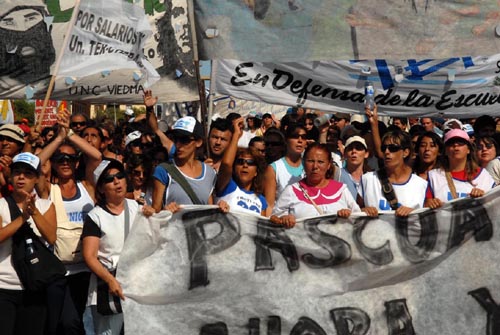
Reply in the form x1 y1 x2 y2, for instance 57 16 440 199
233 147 266 195
413 131 444 174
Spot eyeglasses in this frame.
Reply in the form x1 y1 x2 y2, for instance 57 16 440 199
288 133 307 140
101 171 126 184
445 139 468 147
235 158 257 166
130 141 143 148
173 136 195 145
346 143 366 151
51 153 79 163
477 143 494 150
70 121 86 127
381 144 403 153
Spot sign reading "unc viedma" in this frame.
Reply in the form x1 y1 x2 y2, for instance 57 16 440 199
118 187 500 335
215 56 500 117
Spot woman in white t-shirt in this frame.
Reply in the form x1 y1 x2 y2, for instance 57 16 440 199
82 160 155 335
0 153 56 335
425 129 495 208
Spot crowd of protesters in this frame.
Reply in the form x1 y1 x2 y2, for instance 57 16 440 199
0 89 498 334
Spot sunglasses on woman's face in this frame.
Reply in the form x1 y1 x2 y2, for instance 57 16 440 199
288 133 307 140
70 121 86 127
381 144 403 153
235 158 257 166
477 143 494 150
102 171 126 184
51 153 79 163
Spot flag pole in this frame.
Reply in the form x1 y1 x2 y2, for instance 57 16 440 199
36 0 82 132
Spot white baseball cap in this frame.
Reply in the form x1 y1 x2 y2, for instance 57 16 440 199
12 152 40 173
125 131 142 147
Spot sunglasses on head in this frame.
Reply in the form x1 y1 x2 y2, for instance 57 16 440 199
70 121 86 127
51 153 79 163
235 158 257 166
288 133 307 140
477 143 494 150
101 171 126 184
381 144 403 153
173 136 195 144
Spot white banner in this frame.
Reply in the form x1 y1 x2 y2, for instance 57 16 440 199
58 0 159 87
118 187 500 334
215 57 500 117
0 0 198 103
195 0 500 62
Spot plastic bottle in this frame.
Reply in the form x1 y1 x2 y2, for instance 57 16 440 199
364 81 375 110
314 114 331 128
26 238 39 265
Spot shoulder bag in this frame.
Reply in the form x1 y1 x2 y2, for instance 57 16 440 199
7 196 66 292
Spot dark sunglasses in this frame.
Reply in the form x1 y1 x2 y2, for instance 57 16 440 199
130 141 143 148
346 143 366 151
288 133 307 140
101 171 126 184
173 136 195 145
445 139 468 147
381 144 403 153
70 121 86 127
51 153 79 163
477 143 494 150
235 158 257 166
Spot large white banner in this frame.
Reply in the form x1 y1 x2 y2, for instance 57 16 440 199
0 0 198 103
118 187 500 334
195 0 500 62
58 0 159 87
215 57 500 117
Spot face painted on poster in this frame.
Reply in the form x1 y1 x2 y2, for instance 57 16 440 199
0 5 55 92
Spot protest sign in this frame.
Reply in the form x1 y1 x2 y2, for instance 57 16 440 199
57 0 159 87
215 56 500 117
0 0 198 103
118 187 500 334
34 99 66 127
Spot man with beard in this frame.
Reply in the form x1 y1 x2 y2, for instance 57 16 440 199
0 2 55 94
205 118 232 172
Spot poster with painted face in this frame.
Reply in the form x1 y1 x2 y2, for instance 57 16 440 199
0 0 198 103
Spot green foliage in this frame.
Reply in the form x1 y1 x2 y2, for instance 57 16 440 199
12 100 35 124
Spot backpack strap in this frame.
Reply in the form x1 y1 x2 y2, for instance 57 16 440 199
376 169 399 210
159 162 203 205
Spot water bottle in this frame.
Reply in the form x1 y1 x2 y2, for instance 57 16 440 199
26 238 39 265
364 81 375 110
314 114 331 128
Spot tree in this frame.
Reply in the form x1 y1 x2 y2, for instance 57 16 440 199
12 100 35 124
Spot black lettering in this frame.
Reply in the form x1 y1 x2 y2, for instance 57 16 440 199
385 299 415 335
352 216 393 265
254 219 299 272
469 287 500 335
290 317 326 335
200 322 228 335
183 209 241 289
447 198 493 249
272 69 293 90
230 63 254 87
302 216 351 268
395 211 437 263
330 307 370 335
435 90 455 110
248 316 281 335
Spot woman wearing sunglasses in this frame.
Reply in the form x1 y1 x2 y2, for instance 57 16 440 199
425 129 495 209
264 124 307 213
475 135 498 168
361 129 427 217
272 143 361 227
36 109 102 335
82 159 155 334
215 118 269 216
